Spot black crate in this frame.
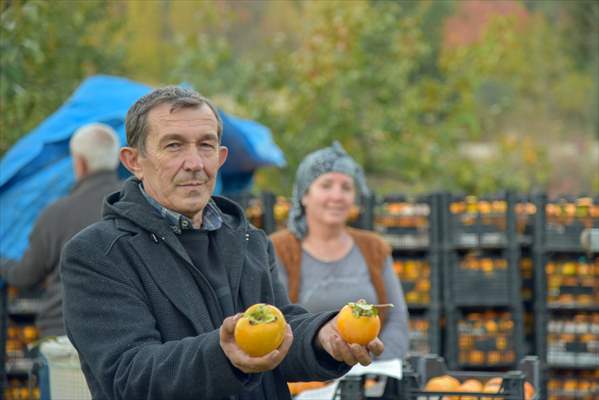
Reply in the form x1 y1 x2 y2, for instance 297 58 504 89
544 196 598 252
351 193 376 231
404 354 540 400
374 195 431 250
334 374 403 400
447 195 510 249
451 255 511 306
545 221 592 251
332 355 540 400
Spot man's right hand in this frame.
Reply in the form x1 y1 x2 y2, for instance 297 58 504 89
219 313 293 374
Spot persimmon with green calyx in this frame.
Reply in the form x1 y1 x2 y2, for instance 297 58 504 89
336 299 393 345
234 303 287 357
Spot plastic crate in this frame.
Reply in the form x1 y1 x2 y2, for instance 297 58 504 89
404 354 540 400
544 197 598 252
450 254 512 306
448 196 510 249
374 195 431 250
333 375 403 400
546 221 592 251
332 355 539 400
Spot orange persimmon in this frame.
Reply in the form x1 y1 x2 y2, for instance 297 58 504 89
337 299 381 345
234 303 286 357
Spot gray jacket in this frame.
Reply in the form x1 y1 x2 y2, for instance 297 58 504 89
0 171 122 336
61 178 349 400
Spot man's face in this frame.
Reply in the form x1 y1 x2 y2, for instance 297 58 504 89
126 103 227 218
302 172 356 228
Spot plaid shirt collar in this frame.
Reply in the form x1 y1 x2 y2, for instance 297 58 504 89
138 184 222 233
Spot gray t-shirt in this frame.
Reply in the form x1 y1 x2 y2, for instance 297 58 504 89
276 246 409 360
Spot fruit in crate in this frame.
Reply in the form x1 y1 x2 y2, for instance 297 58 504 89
22 325 39 343
234 303 286 357
273 197 290 222
457 379 484 400
287 381 327 395
348 204 360 222
424 374 460 392
523 382 535 400
337 299 384 345
481 377 502 399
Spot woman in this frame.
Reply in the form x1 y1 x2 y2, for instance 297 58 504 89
271 142 409 360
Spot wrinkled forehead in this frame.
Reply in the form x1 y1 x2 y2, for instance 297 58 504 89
146 103 217 137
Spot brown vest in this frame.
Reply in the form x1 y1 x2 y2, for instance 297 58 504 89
270 227 391 323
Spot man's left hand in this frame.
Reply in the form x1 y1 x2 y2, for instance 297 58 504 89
315 315 384 366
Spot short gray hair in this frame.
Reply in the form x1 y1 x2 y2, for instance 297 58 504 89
70 123 120 172
125 86 223 154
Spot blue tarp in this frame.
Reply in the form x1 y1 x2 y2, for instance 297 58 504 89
0 75 285 260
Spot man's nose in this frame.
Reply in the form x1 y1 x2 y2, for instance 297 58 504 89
182 150 204 171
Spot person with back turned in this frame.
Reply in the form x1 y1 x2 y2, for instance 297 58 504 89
1 123 122 338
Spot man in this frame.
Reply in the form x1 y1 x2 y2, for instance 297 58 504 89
61 87 384 400
1 123 122 337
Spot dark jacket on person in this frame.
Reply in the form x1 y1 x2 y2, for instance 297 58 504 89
60 178 349 400
0 171 122 337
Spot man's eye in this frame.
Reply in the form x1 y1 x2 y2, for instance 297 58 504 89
200 143 216 149
166 143 181 149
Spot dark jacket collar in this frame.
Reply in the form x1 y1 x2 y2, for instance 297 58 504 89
102 177 248 264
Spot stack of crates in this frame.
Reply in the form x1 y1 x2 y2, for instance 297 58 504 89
514 195 538 356
374 193 442 355
3 286 42 400
532 194 599 399
441 192 525 371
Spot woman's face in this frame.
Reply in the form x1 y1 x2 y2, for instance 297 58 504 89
302 172 356 228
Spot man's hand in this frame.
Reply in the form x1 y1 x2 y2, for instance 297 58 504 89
315 315 384 366
220 313 293 374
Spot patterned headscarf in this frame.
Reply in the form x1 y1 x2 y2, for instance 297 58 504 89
288 141 369 239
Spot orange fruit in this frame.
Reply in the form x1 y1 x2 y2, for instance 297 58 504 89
288 381 327 395
424 374 461 399
337 299 381 345
457 378 484 399
524 381 535 400
234 303 286 357
482 377 503 400
485 377 502 387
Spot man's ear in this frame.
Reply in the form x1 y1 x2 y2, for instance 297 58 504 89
119 147 143 179
73 154 88 180
218 145 228 168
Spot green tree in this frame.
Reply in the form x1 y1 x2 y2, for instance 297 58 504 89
173 0 442 194
0 0 126 154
